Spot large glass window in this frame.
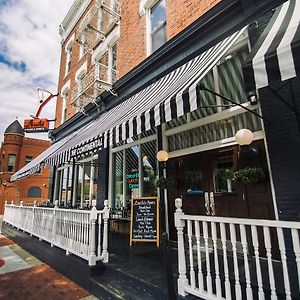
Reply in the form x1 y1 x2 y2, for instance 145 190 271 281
111 135 157 215
7 154 16 172
150 0 167 53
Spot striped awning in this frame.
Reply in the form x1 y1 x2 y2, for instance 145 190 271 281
10 134 75 181
243 0 300 93
44 28 245 166
11 28 245 180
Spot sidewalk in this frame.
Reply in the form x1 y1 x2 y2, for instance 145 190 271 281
0 217 99 300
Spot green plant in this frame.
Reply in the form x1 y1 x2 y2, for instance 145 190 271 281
224 169 234 180
232 167 265 184
156 176 177 189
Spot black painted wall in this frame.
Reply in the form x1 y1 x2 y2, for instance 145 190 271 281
260 79 300 221
97 147 109 210
248 12 300 221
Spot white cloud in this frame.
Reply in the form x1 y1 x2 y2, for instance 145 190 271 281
0 0 73 142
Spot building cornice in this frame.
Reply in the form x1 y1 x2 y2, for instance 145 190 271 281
59 0 92 43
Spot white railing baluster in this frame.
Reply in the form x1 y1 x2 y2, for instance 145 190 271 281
211 221 221 298
240 224 253 300
291 228 300 290
203 221 212 295
230 223 241 299
220 222 231 300
263 226 277 300
174 198 188 296
251 225 265 300
187 220 196 289
101 200 109 263
88 200 97 265
195 220 204 292
277 227 291 300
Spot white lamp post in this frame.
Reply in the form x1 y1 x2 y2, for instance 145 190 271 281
157 150 169 235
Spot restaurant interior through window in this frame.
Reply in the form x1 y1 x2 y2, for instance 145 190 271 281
109 129 158 219
54 156 98 208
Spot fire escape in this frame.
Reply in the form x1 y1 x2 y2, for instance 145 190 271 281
71 0 120 110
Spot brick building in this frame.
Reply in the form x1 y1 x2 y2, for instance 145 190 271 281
0 120 51 214
13 0 300 227
7 0 300 298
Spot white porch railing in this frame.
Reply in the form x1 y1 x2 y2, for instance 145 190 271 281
174 198 300 300
3 199 110 266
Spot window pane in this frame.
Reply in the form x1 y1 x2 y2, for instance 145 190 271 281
7 154 16 172
126 145 139 201
184 162 204 196
151 23 167 52
113 151 124 208
25 156 33 165
77 165 84 206
141 140 157 197
150 0 166 31
214 158 236 193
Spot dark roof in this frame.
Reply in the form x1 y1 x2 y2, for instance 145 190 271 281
5 120 25 136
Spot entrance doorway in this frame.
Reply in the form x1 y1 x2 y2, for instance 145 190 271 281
167 140 276 240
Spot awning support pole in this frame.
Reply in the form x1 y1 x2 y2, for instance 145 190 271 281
198 82 267 122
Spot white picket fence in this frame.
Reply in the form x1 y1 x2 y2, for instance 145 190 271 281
3 200 110 266
174 198 300 300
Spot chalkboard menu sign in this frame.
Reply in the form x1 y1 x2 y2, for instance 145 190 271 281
130 197 159 246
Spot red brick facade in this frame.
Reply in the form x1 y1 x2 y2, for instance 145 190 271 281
55 0 220 128
0 131 51 214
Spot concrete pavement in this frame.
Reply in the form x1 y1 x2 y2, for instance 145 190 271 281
0 217 99 300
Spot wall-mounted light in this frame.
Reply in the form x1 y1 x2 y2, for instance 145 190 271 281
247 91 258 105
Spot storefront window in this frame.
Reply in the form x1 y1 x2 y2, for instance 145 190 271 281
126 145 139 200
111 134 157 215
113 151 124 209
142 141 157 197
213 158 236 193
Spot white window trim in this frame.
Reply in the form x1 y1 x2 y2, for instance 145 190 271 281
60 80 70 125
92 26 120 63
140 0 166 56
75 61 88 81
65 34 75 76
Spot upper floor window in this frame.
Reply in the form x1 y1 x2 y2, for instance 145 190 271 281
108 43 117 83
149 0 167 54
25 156 33 165
66 47 72 74
7 154 16 172
64 35 74 76
61 92 68 124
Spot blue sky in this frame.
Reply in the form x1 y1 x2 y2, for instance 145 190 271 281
0 0 73 142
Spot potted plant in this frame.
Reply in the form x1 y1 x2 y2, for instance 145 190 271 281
156 176 177 189
224 169 234 192
232 167 266 184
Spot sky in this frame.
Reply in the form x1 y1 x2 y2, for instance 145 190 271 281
0 0 74 142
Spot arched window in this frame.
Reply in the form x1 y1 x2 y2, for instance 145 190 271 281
27 186 42 198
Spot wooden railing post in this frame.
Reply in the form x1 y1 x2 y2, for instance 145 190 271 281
51 200 58 247
101 199 109 263
88 200 97 266
174 198 188 296
30 201 37 236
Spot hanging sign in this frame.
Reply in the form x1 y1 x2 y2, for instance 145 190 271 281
23 118 49 133
130 197 159 246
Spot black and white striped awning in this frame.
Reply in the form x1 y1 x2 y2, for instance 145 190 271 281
10 134 74 181
44 28 245 165
243 0 300 93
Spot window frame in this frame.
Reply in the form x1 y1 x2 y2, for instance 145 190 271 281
7 154 16 172
145 0 167 55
